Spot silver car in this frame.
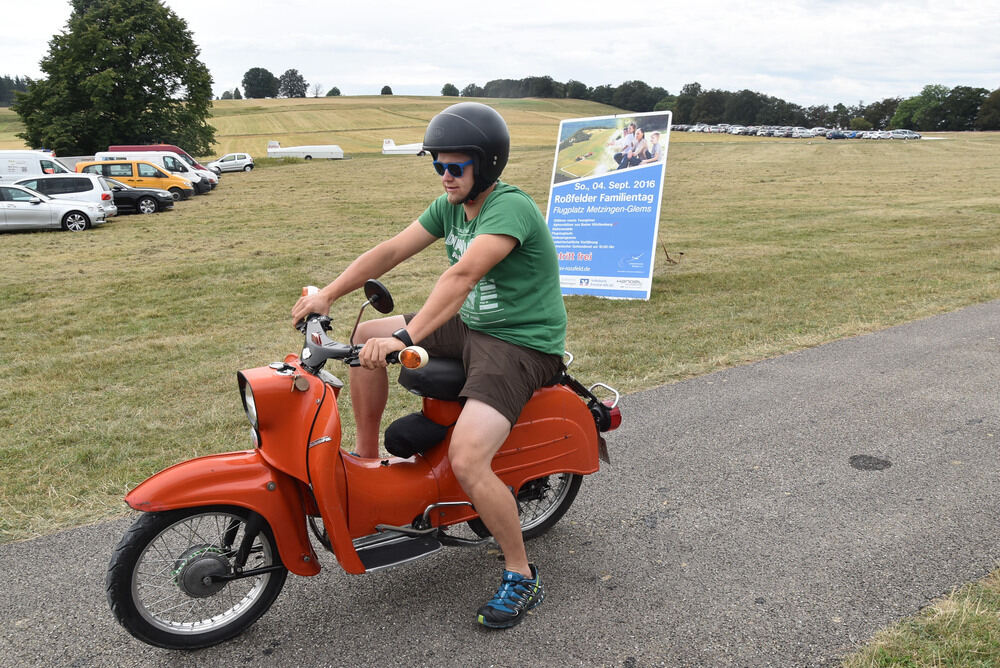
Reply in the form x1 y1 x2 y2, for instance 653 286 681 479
206 152 254 173
0 184 107 232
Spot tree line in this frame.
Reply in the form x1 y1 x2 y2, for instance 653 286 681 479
235 67 388 99
0 75 30 107
454 76 1000 132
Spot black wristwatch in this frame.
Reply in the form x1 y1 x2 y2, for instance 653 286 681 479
391 328 413 347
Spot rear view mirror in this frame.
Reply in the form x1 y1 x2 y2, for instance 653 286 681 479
364 279 394 314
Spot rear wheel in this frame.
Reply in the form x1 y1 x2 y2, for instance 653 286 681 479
136 197 157 214
243 164 253 171
468 473 583 540
106 507 287 649
61 211 90 231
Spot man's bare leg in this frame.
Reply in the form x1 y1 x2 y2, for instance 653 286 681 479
448 399 529 576
349 315 406 458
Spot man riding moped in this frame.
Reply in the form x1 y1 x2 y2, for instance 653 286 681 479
291 102 567 629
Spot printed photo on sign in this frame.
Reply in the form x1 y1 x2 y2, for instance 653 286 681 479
553 114 670 185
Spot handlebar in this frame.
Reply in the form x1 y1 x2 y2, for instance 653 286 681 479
298 313 427 372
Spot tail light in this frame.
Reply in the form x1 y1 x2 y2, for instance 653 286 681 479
589 399 622 432
603 400 622 431
102 192 111 200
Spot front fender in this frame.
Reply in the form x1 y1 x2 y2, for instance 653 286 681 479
125 450 320 576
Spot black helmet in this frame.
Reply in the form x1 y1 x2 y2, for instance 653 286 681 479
423 102 510 202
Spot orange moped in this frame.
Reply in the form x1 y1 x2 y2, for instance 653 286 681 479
106 280 621 649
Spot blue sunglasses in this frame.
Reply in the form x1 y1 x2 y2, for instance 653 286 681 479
432 159 475 177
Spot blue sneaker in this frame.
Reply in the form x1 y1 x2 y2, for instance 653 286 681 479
476 564 544 629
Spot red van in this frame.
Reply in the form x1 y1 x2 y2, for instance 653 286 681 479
107 144 211 173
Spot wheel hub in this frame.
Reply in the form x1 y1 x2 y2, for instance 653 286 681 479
172 545 232 597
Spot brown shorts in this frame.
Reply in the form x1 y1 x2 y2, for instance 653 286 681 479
404 313 564 425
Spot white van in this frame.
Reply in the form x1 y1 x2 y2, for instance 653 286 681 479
94 151 217 194
0 150 74 184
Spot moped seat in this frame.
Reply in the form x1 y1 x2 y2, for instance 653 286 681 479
397 357 465 401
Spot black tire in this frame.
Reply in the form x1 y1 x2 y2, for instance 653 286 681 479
106 506 287 649
61 211 90 231
136 197 157 214
304 155 312 160
468 473 582 540
168 187 183 201
244 164 253 171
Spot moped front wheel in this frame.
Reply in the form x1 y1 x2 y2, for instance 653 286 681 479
106 506 288 649
468 473 582 540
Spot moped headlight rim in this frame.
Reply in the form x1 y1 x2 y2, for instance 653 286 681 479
238 372 258 430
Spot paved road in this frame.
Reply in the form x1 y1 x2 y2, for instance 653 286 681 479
2 301 999 667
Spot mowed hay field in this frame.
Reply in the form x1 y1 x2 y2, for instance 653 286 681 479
1 97 1000 544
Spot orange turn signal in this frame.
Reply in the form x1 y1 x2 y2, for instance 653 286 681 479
399 346 429 369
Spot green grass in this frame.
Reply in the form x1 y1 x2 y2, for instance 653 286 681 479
2 97 1000 663
843 569 1000 667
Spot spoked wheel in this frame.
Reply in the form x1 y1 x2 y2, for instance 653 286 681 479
106 506 287 649
61 211 90 231
468 473 583 540
136 197 158 214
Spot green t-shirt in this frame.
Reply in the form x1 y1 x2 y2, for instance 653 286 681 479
418 181 567 355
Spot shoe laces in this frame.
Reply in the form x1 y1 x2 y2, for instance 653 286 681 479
487 571 534 613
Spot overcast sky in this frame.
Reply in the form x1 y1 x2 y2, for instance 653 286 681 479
5 0 998 107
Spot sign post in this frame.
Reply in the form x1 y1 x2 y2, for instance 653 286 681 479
545 111 671 299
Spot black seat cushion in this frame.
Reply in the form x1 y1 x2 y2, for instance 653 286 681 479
384 412 451 458
397 357 465 401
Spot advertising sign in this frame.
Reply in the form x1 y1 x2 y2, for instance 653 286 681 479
545 111 671 299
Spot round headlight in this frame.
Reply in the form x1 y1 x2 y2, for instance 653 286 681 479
241 381 258 429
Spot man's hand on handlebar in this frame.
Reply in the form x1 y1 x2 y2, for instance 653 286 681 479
292 290 333 328
358 336 406 370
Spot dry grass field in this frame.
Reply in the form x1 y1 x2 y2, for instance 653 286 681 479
2 96 999 663
2 97 999 537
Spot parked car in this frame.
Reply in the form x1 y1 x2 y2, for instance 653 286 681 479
105 178 175 214
75 160 195 201
791 127 814 138
14 173 117 217
0 150 74 184
206 152 254 173
890 129 922 140
826 130 847 139
0 183 107 232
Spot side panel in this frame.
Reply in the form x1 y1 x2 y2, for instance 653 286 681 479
420 384 599 526
125 451 320 576
341 453 439 537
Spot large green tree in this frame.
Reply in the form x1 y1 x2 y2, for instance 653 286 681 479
278 69 308 98
242 67 279 98
14 0 214 155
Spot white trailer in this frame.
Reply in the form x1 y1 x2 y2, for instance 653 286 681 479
266 141 344 160
381 139 426 155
